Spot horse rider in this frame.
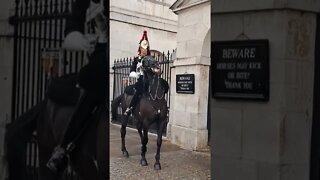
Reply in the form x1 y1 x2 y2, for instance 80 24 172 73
46 0 107 174
124 31 151 116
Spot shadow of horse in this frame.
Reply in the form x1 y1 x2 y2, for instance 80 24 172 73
5 74 108 180
111 57 169 170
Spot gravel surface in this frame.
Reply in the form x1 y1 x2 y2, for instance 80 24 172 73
110 123 211 180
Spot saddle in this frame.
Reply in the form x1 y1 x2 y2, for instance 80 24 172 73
46 73 81 106
124 85 136 95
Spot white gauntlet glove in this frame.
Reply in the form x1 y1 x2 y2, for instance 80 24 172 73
129 72 140 79
62 31 95 51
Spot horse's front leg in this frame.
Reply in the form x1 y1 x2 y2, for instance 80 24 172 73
140 124 149 166
120 113 129 157
136 121 143 143
154 120 167 170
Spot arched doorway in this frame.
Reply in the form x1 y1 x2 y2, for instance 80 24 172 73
201 30 211 144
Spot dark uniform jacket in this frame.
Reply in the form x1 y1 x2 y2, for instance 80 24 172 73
65 0 107 35
65 0 107 99
131 56 169 94
130 57 145 94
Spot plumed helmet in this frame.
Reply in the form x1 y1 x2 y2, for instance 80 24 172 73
138 31 150 55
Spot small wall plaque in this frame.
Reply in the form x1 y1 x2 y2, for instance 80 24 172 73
176 74 195 94
212 40 269 100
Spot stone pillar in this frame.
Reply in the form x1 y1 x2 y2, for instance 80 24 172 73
211 1 319 179
0 1 15 179
168 0 210 151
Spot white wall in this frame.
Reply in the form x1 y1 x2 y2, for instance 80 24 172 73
109 0 178 102
110 0 177 65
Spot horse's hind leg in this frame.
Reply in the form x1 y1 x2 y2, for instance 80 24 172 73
140 125 149 166
120 115 129 157
154 120 167 170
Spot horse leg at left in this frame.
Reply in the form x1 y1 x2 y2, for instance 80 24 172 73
140 125 149 166
136 121 143 142
154 120 167 170
120 114 129 157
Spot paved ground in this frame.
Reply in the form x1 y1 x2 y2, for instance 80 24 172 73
110 123 211 180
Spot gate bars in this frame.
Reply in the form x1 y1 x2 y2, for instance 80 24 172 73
9 0 94 179
10 0 93 121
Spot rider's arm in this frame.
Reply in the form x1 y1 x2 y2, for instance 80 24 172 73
65 0 91 36
130 58 138 72
62 0 92 51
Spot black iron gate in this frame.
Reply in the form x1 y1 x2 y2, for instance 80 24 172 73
9 0 95 179
112 51 174 135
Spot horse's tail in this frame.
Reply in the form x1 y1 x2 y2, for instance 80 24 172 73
111 94 124 121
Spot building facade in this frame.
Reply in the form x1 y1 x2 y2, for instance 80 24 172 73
211 0 320 179
109 0 178 98
168 0 211 150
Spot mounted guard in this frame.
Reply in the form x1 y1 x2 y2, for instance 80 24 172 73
124 30 151 115
110 30 170 170
46 0 108 175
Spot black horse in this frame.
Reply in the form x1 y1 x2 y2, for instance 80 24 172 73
111 56 169 170
5 74 108 180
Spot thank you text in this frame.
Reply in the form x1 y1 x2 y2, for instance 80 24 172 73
212 40 269 100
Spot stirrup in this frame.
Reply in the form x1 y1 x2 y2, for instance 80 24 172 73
46 146 68 174
124 107 132 116
66 142 75 153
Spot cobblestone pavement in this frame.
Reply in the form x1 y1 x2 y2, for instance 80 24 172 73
110 123 211 180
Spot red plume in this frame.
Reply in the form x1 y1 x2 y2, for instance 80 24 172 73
138 30 150 55
139 31 148 44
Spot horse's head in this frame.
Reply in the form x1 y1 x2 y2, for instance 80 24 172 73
141 56 169 101
142 56 161 76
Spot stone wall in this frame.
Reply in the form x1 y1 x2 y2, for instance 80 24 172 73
212 0 320 13
211 3 317 179
169 0 210 151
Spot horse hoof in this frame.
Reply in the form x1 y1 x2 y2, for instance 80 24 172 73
140 159 148 166
122 151 129 157
154 163 161 170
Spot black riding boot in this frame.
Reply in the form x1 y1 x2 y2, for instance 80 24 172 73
46 91 100 174
124 91 140 116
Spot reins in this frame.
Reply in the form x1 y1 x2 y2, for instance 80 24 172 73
148 75 164 101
